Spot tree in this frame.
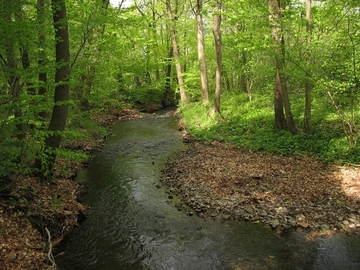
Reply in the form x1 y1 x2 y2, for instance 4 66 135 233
267 0 301 134
192 0 209 105
34 0 71 179
209 0 222 115
37 0 48 120
1 0 25 140
304 0 312 133
166 0 188 103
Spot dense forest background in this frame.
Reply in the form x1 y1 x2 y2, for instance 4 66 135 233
1 0 360 181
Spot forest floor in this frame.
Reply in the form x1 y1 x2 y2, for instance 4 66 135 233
161 138 360 237
1 107 360 269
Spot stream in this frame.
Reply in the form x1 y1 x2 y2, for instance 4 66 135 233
57 110 360 270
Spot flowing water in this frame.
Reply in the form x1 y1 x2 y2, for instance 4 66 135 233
57 110 360 270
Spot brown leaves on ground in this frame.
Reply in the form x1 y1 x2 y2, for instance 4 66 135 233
162 141 360 234
0 175 86 269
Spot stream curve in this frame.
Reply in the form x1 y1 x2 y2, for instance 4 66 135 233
57 110 360 270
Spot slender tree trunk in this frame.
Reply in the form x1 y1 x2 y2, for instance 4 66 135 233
274 71 287 128
3 0 25 140
195 0 209 105
162 46 174 107
34 0 70 179
240 51 247 94
150 2 160 81
304 0 312 133
166 0 188 103
209 0 222 115
37 0 48 120
268 0 301 134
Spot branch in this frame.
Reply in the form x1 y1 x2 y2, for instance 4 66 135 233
70 22 95 69
45 227 57 269
0 53 7 66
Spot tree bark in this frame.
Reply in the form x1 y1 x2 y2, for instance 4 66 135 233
37 0 48 120
166 0 188 103
162 46 175 107
209 0 222 115
268 0 301 134
304 0 312 133
195 0 209 105
34 0 70 179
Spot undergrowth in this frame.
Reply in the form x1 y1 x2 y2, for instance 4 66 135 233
179 93 360 165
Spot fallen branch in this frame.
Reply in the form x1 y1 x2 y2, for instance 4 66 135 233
45 227 57 269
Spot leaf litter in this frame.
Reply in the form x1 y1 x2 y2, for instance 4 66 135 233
162 141 360 235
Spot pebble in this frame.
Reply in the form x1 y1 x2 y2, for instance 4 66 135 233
298 222 309 228
271 219 280 228
161 171 360 234
245 205 253 214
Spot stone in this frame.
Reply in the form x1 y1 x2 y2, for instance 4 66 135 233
276 207 288 215
271 219 280 228
297 222 309 228
320 224 329 230
289 219 297 227
245 205 253 214
296 214 305 221
259 210 267 216
349 224 356 229
349 218 359 224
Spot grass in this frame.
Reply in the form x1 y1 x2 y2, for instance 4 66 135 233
179 93 360 165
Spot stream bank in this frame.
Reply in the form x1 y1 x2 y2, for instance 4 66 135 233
0 107 154 270
161 141 360 235
56 109 360 270
2 106 360 269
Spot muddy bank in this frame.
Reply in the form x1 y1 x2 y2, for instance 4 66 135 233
161 141 360 235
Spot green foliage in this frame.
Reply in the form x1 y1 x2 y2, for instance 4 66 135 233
1 0 360 179
181 93 360 165
0 140 23 177
50 195 62 211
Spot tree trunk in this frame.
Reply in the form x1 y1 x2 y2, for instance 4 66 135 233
37 0 48 120
195 0 209 105
304 0 312 133
274 71 287 128
34 0 70 179
209 0 222 115
162 46 175 107
166 0 188 103
268 0 301 134
3 0 25 140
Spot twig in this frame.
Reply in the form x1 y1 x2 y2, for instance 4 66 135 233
45 227 57 269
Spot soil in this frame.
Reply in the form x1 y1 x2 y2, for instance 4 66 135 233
1 107 360 269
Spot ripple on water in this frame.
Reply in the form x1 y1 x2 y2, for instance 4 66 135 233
56 112 360 270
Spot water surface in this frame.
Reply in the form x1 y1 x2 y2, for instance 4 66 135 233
57 111 360 270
